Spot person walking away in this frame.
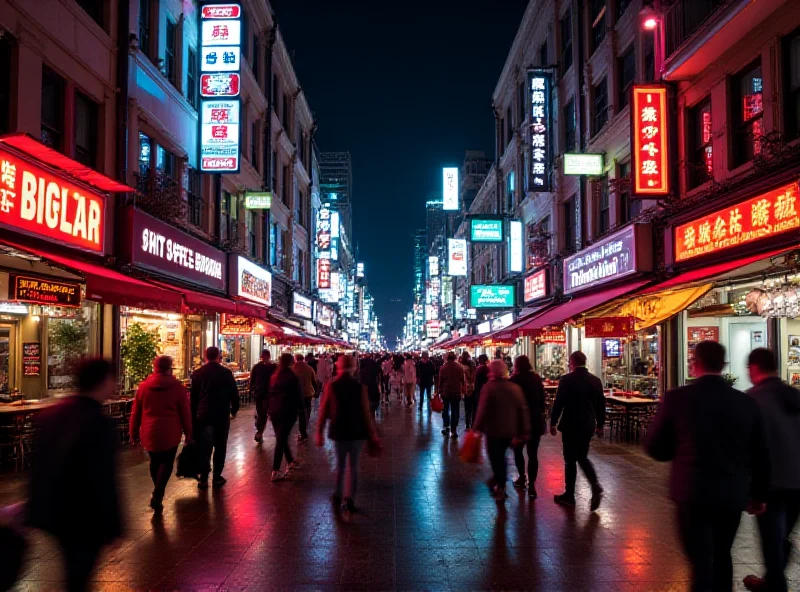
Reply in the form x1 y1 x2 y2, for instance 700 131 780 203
646 341 769 592
293 353 318 442
550 351 606 511
27 359 123 592
381 355 393 405
417 352 436 412
269 353 304 481
391 356 405 403
316 355 380 512
190 346 239 489
460 352 477 428
472 360 530 501
510 355 546 499
305 352 318 374
357 355 381 415
402 354 417 407
473 354 490 409
251 350 277 443
439 352 466 437
130 356 193 511
743 348 800 592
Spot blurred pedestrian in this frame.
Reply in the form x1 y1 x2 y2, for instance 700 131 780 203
293 353 318 442
460 352 477 428
549 351 605 511
130 356 193 511
391 355 405 403
251 350 277 443
439 351 466 438
510 355 545 499
646 341 769 592
27 358 123 592
380 355 393 405
357 354 381 415
269 353 304 481
316 355 379 512
318 353 333 390
403 354 417 407
473 353 490 407
472 360 530 501
417 352 436 412
305 352 318 373
190 346 239 489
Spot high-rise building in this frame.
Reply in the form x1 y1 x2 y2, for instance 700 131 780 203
462 150 493 213
319 151 353 240
413 229 427 302
425 197 447 255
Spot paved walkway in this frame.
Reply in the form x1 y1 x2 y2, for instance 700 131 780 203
2 397 796 591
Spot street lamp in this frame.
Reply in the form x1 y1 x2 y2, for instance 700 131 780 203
639 6 665 80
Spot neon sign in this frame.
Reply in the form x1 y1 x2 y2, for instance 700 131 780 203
631 86 669 196
528 70 552 191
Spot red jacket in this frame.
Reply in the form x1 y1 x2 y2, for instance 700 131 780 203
130 373 192 452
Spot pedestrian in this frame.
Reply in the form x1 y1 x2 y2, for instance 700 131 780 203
318 353 333 391
743 348 800 592
417 351 436 412
305 351 318 373
380 355 393 405
293 353 318 442
646 341 769 592
510 355 545 499
460 352 477 428
473 353 490 410
130 355 193 511
391 355 405 403
439 351 466 438
357 354 381 415
269 353 304 481
190 346 239 489
316 355 380 513
251 350 277 444
403 353 417 407
549 350 606 511
472 360 530 501
27 358 123 592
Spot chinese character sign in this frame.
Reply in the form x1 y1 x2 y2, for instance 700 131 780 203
631 86 669 196
442 167 459 211
675 182 800 262
528 71 552 192
200 100 240 171
318 258 332 289
524 269 547 302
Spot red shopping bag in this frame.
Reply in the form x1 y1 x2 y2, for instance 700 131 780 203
459 430 482 464
431 394 444 413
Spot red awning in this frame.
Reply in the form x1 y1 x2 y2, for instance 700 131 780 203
150 280 236 315
0 239 183 312
0 134 134 193
492 305 553 340
235 301 267 319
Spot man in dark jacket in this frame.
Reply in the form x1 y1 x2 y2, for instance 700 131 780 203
550 350 606 511
474 354 490 400
646 341 769 592
269 353 304 481
191 346 239 489
743 348 799 592
28 359 122 592
439 351 466 438
417 352 436 412
510 355 546 499
251 350 276 443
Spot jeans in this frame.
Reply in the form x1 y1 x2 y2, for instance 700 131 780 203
757 488 800 592
196 418 230 480
418 383 433 410
272 418 295 471
514 434 541 485
148 446 178 502
442 398 460 432
334 440 364 500
676 503 742 592
562 434 599 496
58 538 102 592
298 398 312 438
464 396 476 427
487 438 512 488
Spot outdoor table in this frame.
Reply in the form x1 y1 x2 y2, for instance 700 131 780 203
605 395 659 442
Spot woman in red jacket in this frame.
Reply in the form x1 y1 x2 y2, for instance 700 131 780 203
130 356 193 511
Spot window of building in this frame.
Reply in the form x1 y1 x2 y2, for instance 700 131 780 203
540 41 548 67
506 106 513 146
271 151 278 191
618 162 640 223
41 68 65 151
506 171 515 212
564 197 577 252
292 246 300 282
272 76 279 113
282 164 291 205
187 167 202 227
618 45 635 111
617 0 633 20
732 60 763 167
596 175 610 235
74 92 98 168
252 35 259 82
165 19 177 85
0 37 10 135
298 250 306 287
644 33 655 83
186 46 198 109
563 99 576 152
220 191 230 242
689 99 713 188
784 29 800 140
247 210 257 258
156 145 176 179
250 119 258 166
138 132 151 176
296 189 305 228
590 0 606 54
282 94 290 131
518 80 525 123
138 0 153 61
593 77 608 136
76 0 104 29
498 118 505 152
560 11 573 74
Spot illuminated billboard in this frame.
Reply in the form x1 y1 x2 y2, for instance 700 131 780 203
470 219 503 242
443 167 459 211
509 220 523 273
470 285 515 308
448 238 468 276
631 85 669 196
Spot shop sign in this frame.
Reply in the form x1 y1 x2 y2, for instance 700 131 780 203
318 258 332 289
200 73 240 97
563 224 651 295
23 342 41 376
631 86 669 196
126 209 226 291
563 153 604 176
447 238 467 276
316 303 334 327
674 181 800 262
0 147 106 254
442 167 459 211
470 219 503 242
10 275 81 307
429 256 439 277
200 100 240 173
426 321 442 339
509 221 524 273
528 70 552 191
292 292 312 319
357 262 365 278
534 327 566 344
0 302 28 314
584 316 635 338
317 207 331 251
220 314 273 336
426 304 439 321
230 255 271 307
470 285 515 308
491 312 515 331
244 191 271 209
477 321 492 334
524 268 547 302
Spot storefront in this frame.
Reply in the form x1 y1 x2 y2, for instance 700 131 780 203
227 254 273 368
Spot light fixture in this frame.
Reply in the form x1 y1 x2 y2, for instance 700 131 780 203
32 315 41 323
643 17 658 30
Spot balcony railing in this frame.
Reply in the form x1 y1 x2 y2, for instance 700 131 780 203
132 168 186 225
664 0 736 59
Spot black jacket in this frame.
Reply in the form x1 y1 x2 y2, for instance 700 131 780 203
357 358 381 403
511 370 546 436
250 361 276 401
646 375 770 509
268 367 304 423
550 366 605 438
27 396 123 545
417 360 436 386
474 364 490 399
190 362 240 422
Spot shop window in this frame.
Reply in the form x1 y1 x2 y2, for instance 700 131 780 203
120 308 184 386
0 36 10 135
220 190 230 242
783 29 800 140
731 60 763 167
156 144 176 179
593 77 608 136
644 33 655 83
539 40 548 67
187 167 202 227
596 175 610 235
138 0 153 61
618 162 641 222
564 196 577 253
76 0 104 29
41 68 65 151
247 210 257 258
590 0 606 54
617 0 632 20
689 99 713 188
74 92 98 168
269 223 277 267
618 45 635 111
560 11 573 75
563 99 576 152
47 303 99 392
164 19 177 85
187 46 198 109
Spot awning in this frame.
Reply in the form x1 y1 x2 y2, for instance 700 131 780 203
235 301 267 319
492 305 553 340
0 239 183 312
150 280 236 315
587 284 712 330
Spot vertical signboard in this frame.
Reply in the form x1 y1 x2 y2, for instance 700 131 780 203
447 238 467 276
509 220 523 273
318 258 331 289
528 70 552 191
631 85 669 196
199 3 242 173
442 167 459 211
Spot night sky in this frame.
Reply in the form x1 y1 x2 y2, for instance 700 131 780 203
273 0 530 343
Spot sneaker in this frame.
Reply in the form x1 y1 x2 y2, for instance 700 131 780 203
271 470 284 482
590 487 604 512
513 477 527 489
554 493 576 507
529 488 538 500
197 479 209 490
441 428 450 436
450 431 458 439
212 476 227 488
743 575 766 591
254 432 263 443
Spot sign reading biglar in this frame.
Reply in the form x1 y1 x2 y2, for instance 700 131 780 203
199 3 242 173
675 181 800 262
523 269 547 302
528 70 552 191
447 238 467 276
470 285 515 308
0 147 106 254
230 255 272 307
442 167 459 211
631 86 669 196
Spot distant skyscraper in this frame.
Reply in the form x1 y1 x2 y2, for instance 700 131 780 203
319 151 353 240
425 196 447 254
461 150 493 212
413 229 427 302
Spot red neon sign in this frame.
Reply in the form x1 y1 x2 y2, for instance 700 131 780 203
585 316 635 338
318 258 332 289
0 147 106 253
524 269 547 302
201 4 241 19
200 73 240 98
675 181 800 262
631 86 669 197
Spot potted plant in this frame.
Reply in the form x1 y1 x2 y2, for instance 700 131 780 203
120 323 159 391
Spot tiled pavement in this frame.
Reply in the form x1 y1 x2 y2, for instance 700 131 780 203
2 397 797 591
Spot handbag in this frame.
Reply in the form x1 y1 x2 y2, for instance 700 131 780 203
459 431 482 464
175 442 199 479
431 394 444 413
